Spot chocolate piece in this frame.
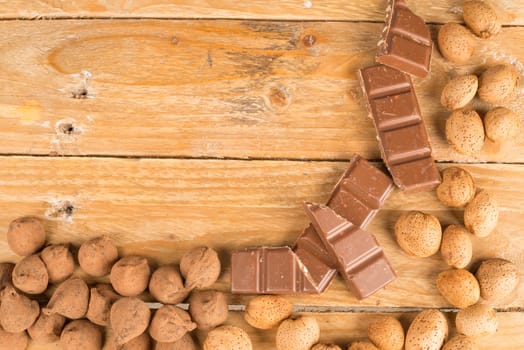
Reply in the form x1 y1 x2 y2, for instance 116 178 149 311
231 155 394 295
304 203 396 299
376 0 433 77
230 247 314 294
293 154 394 293
358 65 441 193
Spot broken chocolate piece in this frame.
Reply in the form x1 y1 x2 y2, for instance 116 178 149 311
231 155 395 295
293 154 394 293
230 247 314 294
358 64 441 193
376 0 433 77
304 203 396 299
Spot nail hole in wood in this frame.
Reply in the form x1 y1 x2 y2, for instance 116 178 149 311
45 200 77 222
71 88 88 99
59 123 75 135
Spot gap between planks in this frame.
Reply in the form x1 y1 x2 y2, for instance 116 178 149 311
0 154 524 166
0 0 522 25
0 17 522 28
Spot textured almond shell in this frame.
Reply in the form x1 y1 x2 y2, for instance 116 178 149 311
442 335 478 350
484 107 520 143
445 110 485 156
347 342 379 350
436 269 480 308
312 344 343 350
244 295 292 330
441 75 478 110
368 315 404 350
204 325 252 350
456 304 498 337
464 190 499 237
440 225 473 268
437 23 476 63
405 309 448 350
276 316 320 350
462 1 501 38
476 258 519 303
478 65 519 104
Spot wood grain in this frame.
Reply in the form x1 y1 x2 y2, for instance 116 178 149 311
25 311 524 349
0 157 522 309
1 0 523 24
1 20 524 161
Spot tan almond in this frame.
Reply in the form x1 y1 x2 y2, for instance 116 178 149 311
441 75 478 110
456 304 498 337
478 64 520 104
484 107 520 143
440 225 473 268
462 1 501 38
436 167 476 207
464 190 498 237
438 23 476 63
436 269 480 308
445 109 485 156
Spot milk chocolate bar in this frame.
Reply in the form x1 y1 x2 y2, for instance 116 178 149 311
293 154 394 293
230 246 315 294
358 65 441 193
304 203 396 299
376 0 433 77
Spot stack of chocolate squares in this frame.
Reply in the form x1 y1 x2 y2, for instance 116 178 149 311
231 0 441 300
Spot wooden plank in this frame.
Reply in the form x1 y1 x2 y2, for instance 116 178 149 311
1 0 523 24
26 311 524 349
1 20 524 161
0 157 523 308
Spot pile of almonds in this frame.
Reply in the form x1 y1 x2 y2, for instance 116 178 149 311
438 1 521 156
392 166 519 349
0 216 237 350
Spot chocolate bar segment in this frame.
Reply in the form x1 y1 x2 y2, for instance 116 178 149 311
230 247 315 294
293 154 394 293
376 0 433 77
359 65 441 193
304 203 396 299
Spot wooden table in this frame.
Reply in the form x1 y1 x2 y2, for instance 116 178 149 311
1 1 523 348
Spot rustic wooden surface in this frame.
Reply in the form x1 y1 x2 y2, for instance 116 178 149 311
1 0 523 24
0 158 523 309
1 0 524 349
1 21 524 161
